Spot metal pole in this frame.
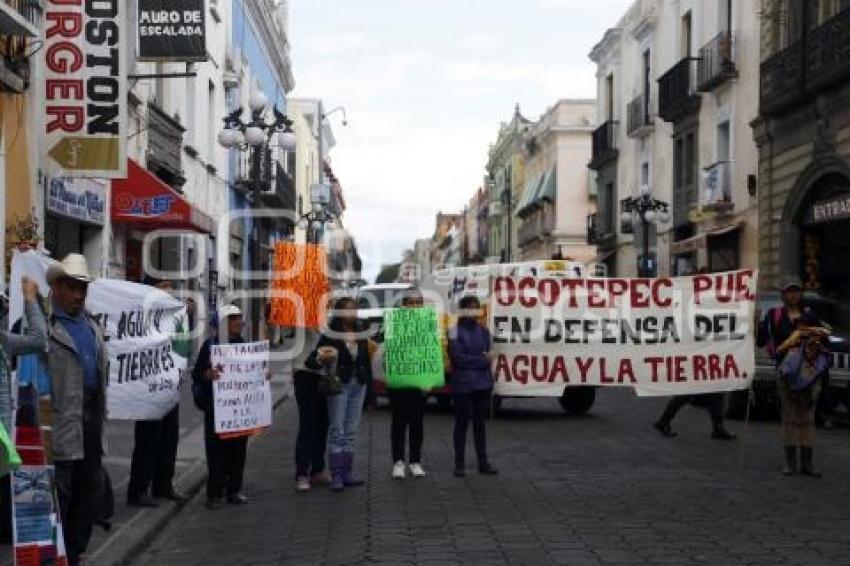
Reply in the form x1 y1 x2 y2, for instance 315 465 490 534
252 145 263 340
642 209 650 278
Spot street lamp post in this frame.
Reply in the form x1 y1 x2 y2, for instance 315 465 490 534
218 90 297 339
621 186 671 278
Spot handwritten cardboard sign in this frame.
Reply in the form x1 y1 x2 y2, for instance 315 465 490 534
269 243 329 329
212 341 271 437
384 308 445 390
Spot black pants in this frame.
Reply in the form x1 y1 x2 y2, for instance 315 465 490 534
816 372 832 425
658 393 724 429
294 371 329 478
453 390 490 467
127 404 180 500
203 410 248 499
389 389 426 463
55 409 103 565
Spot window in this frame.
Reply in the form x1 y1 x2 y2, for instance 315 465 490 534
682 11 692 58
684 132 695 185
675 138 684 188
719 0 733 33
207 80 215 161
605 74 615 121
717 121 731 162
605 183 615 233
641 162 650 186
642 50 651 118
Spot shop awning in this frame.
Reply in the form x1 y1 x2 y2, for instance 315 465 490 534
516 171 544 216
537 166 557 203
112 160 215 234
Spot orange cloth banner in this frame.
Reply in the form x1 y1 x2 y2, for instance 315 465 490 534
269 243 329 328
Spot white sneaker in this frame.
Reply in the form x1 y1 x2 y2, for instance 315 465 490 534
392 461 406 480
409 463 426 478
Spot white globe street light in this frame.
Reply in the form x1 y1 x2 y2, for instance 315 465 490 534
644 209 657 224
249 90 269 113
658 209 671 224
244 126 266 146
278 130 297 152
217 129 237 148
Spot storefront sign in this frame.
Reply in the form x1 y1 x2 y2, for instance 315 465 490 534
42 0 127 178
490 271 758 397
137 0 207 62
45 177 105 226
805 193 850 225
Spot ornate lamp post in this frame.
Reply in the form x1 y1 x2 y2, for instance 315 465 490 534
621 185 671 278
218 90 297 338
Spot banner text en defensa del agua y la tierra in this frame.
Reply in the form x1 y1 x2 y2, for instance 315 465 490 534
490 270 758 397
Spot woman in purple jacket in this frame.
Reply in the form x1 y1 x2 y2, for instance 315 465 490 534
448 295 497 477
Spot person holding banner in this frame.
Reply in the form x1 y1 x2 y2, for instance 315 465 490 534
126 277 188 507
192 305 251 509
45 254 108 566
384 289 430 480
448 295 497 477
307 297 372 492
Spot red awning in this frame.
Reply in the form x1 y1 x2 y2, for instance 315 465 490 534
111 160 215 234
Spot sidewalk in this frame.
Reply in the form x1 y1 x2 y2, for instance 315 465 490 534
82 352 293 566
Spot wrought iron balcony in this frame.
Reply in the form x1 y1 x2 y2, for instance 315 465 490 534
761 8 850 115
698 31 737 92
147 104 186 189
657 57 701 123
518 208 555 247
261 161 296 216
806 7 850 93
589 120 618 170
626 94 653 138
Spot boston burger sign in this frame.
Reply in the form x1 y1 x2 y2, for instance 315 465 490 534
43 0 127 178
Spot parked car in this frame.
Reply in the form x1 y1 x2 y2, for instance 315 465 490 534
727 291 850 418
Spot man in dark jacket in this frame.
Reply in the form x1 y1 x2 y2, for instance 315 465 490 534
126 277 188 507
46 254 108 566
192 304 249 510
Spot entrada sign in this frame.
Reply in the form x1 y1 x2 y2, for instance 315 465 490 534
805 193 850 225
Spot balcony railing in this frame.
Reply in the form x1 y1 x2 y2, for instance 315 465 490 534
698 31 737 92
586 213 598 245
806 7 850 93
147 104 186 188
261 161 297 216
658 57 701 123
589 120 618 170
761 8 850 115
518 208 555 247
626 93 653 138
0 0 41 37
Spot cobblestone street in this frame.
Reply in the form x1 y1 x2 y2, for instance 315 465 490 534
136 391 850 566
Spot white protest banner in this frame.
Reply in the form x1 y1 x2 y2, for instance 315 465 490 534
490 270 758 397
212 341 272 436
9 251 188 420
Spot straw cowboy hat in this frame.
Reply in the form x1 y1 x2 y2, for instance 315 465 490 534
218 304 243 319
46 254 93 286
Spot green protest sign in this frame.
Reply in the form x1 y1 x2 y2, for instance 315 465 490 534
0 422 21 477
384 307 445 390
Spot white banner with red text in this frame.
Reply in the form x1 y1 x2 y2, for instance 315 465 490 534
489 270 758 397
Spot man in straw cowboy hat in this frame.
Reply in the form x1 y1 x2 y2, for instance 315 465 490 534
46 253 108 565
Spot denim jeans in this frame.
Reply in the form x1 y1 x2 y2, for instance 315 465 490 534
327 379 367 454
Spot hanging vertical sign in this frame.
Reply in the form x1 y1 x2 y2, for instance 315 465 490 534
42 0 128 178
137 0 207 62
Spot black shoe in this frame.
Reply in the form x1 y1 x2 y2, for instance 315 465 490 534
478 463 498 475
155 490 189 503
782 446 797 476
653 421 677 438
206 497 223 510
711 428 736 441
453 467 466 478
127 495 159 508
227 493 250 505
800 447 822 478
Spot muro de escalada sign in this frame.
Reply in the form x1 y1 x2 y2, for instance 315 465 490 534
138 0 207 62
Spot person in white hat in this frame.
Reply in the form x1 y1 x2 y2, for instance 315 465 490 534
191 304 251 510
45 254 108 566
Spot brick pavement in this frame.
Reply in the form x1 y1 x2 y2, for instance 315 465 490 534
134 391 850 566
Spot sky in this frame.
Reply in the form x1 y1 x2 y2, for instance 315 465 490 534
290 0 633 282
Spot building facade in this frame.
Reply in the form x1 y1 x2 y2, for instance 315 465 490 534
516 99 596 262
485 105 530 263
754 0 850 297
589 0 760 277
